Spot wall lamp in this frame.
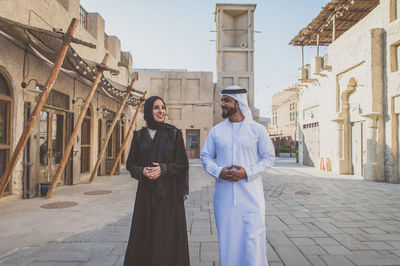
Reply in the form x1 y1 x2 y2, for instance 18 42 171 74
72 96 85 106
21 79 42 94
96 105 107 113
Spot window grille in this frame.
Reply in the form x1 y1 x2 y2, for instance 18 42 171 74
79 6 88 29
45 90 69 111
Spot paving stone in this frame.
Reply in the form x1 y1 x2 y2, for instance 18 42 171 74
189 247 200 260
313 222 343 234
305 255 328 266
331 234 371 250
284 230 327 238
108 242 127 256
360 227 387 234
266 241 281 263
273 245 312 266
62 242 92 251
278 215 303 225
29 262 84 266
87 242 117 254
191 227 211 235
346 254 400 265
312 237 340 246
298 245 327 255
83 255 118 266
290 237 316 246
200 250 219 262
321 245 352 255
266 215 289 230
320 255 355 266
33 251 92 262
363 241 396 250
267 231 293 246
201 241 218 251
269 263 284 266
113 256 124 266
287 224 310 231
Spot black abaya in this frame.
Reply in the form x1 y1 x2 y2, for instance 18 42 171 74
124 127 190 266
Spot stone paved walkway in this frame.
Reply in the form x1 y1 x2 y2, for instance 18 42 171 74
2 158 400 265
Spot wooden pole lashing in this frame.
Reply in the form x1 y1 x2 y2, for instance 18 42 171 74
88 79 137 183
109 92 146 176
45 53 110 199
0 18 79 197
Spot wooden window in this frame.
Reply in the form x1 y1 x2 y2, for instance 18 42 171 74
79 5 88 29
81 109 91 173
0 73 12 195
391 40 400 72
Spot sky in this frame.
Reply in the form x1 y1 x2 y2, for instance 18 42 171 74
80 0 331 117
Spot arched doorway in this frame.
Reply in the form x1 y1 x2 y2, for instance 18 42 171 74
0 72 13 195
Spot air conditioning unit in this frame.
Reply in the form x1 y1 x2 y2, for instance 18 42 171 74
240 42 247 48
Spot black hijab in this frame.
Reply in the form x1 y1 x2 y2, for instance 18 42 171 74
144 96 176 130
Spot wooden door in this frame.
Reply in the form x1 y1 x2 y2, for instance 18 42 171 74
0 98 12 195
303 123 320 167
39 109 66 185
105 120 119 174
186 129 200 158
351 121 364 176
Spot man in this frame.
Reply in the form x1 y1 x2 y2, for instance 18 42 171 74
200 85 275 266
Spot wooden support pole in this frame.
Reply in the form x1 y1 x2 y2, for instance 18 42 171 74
316 34 320 57
0 18 79 197
88 80 138 183
45 53 110 199
109 92 146 176
301 46 304 67
332 15 336 42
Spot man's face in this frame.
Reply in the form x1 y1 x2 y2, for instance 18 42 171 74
220 95 238 118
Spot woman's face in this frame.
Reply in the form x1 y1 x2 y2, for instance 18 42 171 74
153 99 166 123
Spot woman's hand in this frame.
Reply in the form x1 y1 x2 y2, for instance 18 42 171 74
142 162 161 179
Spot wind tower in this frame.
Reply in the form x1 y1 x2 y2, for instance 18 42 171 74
214 3 257 124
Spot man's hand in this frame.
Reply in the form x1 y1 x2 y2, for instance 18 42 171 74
230 164 247 181
219 166 234 181
219 165 247 182
142 162 161 179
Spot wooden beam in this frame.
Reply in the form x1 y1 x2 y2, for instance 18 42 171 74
45 53 110 199
0 18 79 198
88 80 138 183
109 91 146 176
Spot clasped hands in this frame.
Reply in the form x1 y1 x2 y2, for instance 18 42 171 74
219 164 247 182
142 162 161 180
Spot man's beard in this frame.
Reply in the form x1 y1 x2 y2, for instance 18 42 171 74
221 106 237 118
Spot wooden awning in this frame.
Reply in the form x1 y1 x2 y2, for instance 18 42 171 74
289 0 379 46
0 15 142 106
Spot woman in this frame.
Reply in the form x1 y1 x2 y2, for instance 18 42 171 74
124 96 190 266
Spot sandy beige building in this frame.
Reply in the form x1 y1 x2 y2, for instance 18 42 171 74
213 4 259 124
0 0 140 202
291 0 400 182
134 69 214 158
268 88 299 155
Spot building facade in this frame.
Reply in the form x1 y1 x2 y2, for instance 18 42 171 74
291 0 400 182
268 88 299 156
134 70 214 158
0 0 138 202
